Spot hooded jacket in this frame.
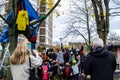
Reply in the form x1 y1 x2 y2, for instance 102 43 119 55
83 47 116 80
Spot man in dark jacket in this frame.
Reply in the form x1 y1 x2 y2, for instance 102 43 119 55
83 37 116 80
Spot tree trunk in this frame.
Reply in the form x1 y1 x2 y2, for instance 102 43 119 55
85 0 91 48
91 0 110 46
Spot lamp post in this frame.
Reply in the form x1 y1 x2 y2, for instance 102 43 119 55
59 38 63 49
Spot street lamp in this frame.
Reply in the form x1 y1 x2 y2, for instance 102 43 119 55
59 38 63 49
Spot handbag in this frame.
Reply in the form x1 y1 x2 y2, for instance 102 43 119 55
29 57 37 80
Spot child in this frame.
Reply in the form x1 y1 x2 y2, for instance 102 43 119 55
72 58 80 80
62 62 73 80
42 60 50 80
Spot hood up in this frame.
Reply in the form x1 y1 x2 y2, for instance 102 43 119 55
91 47 109 57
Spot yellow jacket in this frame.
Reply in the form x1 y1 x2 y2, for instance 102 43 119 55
16 10 29 31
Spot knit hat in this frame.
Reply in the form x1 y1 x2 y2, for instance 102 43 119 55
72 59 76 64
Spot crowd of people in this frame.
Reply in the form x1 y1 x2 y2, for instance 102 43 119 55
37 47 84 80
10 37 116 80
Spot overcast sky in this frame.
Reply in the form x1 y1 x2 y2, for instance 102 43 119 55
53 0 120 43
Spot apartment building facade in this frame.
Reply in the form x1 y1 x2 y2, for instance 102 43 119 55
37 0 53 48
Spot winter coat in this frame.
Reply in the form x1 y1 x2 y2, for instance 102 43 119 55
62 66 73 77
42 64 49 80
48 53 57 60
56 52 64 64
72 60 80 75
83 47 116 80
11 55 43 80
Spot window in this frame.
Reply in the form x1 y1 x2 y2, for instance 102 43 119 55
40 28 45 35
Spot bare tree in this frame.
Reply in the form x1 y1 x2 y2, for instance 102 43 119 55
111 0 120 5
108 31 120 42
110 0 120 16
91 0 120 46
91 0 110 46
64 0 96 47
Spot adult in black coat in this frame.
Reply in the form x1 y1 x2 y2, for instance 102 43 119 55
83 38 116 80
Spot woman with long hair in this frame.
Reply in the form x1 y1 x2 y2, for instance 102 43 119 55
10 39 43 80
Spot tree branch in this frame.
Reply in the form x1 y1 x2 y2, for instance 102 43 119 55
64 29 89 46
29 0 61 26
93 0 101 7
110 14 120 16
71 1 86 14
112 0 120 5
91 0 100 27
110 12 120 14
75 30 89 46
110 7 120 10
0 14 10 25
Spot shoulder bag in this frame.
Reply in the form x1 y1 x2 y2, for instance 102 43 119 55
29 57 37 80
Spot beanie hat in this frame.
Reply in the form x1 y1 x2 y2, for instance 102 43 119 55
72 59 76 64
